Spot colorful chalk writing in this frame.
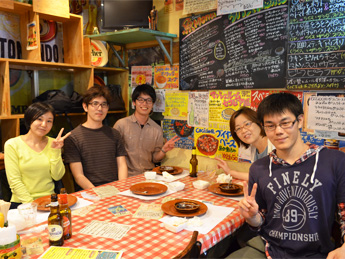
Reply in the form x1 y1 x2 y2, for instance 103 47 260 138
288 0 345 89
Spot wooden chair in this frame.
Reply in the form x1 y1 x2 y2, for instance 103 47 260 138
172 231 202 259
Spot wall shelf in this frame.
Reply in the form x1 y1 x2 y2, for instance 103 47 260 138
0 1 129 149
87 28 177 65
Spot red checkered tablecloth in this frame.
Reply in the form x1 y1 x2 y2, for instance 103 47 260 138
21 172 245 258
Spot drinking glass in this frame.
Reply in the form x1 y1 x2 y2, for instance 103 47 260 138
17 203 37 228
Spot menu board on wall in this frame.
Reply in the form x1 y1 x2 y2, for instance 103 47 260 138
287 0 345 90
179 0 288 90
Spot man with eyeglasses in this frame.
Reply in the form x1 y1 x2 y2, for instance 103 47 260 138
228 93 345 258
114 84 179 177
64 85 128 190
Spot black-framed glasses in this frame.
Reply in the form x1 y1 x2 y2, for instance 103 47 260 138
263 119 298 132
89 101 109 109
234 121 253 133
137 97 153 104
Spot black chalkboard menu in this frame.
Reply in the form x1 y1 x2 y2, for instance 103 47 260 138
287 0 345 90
179 0 288 90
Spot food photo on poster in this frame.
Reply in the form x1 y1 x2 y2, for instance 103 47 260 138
163 119 194 150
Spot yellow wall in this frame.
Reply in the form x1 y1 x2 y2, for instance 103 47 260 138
153 0 187 36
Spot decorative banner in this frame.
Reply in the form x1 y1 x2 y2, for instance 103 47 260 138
183 0 217 15
217 0 263 16
163 90 188 119
131 66 153 88
209 90 251 124
153 89 165 113
0 11 21 59
194 127 237 161
154 65 179 89
40 19 64 63
250 90 303 111
188 92 209 127
163 119 194 150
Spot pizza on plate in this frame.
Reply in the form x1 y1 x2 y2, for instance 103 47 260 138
197 134 219 156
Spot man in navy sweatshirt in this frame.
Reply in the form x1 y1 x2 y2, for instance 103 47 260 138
229 93 345 258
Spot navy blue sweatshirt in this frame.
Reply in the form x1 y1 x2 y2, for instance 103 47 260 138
249 147 345 258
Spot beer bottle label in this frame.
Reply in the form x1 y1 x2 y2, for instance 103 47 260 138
48 225 63 241
62 216 71 236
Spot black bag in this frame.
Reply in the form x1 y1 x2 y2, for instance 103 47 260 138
69 91 84 113
33 90 72 113
106 84 126 111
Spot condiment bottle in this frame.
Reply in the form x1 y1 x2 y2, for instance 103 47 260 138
59 188 72 240
189 146 198 177
48 193 64 246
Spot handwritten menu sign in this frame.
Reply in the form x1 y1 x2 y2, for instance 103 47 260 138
209 90 251 123
183 0 217 15
217 0 263 16
188 92 209 127
179 0 288 90
287 0 345 90
308 96 345 132
162 90 188 118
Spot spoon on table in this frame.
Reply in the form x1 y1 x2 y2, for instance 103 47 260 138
227 177 233 189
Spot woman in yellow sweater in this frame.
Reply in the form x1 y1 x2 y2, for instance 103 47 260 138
4 102 70 209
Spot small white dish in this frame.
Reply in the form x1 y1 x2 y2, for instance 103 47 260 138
164 222 187 233
144 171 157 180
193 180 210 190
168 181 185 191
163 217 188 233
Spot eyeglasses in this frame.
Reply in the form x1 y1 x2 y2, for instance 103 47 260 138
137 97 153 104
89 101 109 109
263 119 298 132
234 121 253 133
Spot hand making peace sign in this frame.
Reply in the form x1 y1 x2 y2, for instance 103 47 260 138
51 128 71 149
162 135 180 153
238 182 259 220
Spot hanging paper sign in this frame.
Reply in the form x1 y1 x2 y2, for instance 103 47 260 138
163 90 188 118
209 90 251 123
188 92 209 127
194 127 237 160
153 89 165 113
154 65 179 89
131 66 153 88
27 21 38 50
163 119 194 150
